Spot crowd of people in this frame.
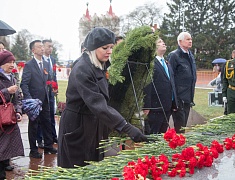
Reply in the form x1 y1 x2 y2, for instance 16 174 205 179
0 26 235 178
0 39 58 179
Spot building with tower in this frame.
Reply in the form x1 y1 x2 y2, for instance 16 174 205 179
78 0 121 51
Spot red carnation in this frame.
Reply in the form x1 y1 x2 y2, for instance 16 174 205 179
188 157 197 169
196 143 204 151
179 167 186 177
211 140 224 153
53 64 57 72
204 155 213 167
178 134 186 146
46 81 52 85
168 168 177 177
12 68 18 73
46 80 58 90
181 147 195 161
224 138 233 150
164 128 176 142
17 61 25 68
209 147 219 159
189 167 195 174
197 155 205 169
51 81 58 90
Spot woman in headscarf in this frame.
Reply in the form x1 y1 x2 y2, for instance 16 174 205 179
58 27 147 168
0 50 24 179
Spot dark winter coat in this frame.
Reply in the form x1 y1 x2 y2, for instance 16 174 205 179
143 58 178 112
0 72 24 161
168 46 197 104
58 53 127 168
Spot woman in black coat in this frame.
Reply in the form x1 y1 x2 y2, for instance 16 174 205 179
58 27 147 168
0 50 24 179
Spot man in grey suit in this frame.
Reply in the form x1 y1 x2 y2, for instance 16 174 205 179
20 40 57 158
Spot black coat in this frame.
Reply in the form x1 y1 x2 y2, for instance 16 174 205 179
58 53 127 168
168 47 197 104
0 72 24 161
143 58 178 112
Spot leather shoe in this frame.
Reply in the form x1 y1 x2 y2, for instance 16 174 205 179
44 148 57 154
29 151 42 159
38 142 44 149
5 165 14 171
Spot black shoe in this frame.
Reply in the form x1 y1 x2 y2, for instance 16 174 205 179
5 165 14 171
44 148 57 154
29 151 42 159
53 138 58 144
38 142 44 149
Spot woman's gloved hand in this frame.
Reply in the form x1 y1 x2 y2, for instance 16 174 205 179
121 123 147 142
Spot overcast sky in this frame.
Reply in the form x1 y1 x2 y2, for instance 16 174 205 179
1 0 167 60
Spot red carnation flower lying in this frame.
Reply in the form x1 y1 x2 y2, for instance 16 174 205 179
164 128 186 149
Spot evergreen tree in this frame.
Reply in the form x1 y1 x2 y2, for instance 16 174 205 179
161 0 235 69
11 33 30 61
51 40 62 63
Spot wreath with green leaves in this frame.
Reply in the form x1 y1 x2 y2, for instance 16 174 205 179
108 26 159 126
109 25 158 85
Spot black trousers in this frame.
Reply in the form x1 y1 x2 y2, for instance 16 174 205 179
28 99 53 152
0 161 6 180
147 110 171 134
172 101 191 133
227 88 235 114
37 93 57 143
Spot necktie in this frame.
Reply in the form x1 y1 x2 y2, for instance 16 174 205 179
48 58 52 72
161 59 174 100
161 59 170 78
39 62 43 75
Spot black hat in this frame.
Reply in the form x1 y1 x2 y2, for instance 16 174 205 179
84 27 115 51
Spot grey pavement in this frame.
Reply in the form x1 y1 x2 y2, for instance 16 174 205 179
6 115 58 179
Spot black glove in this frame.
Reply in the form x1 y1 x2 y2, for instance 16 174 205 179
122 123 147 143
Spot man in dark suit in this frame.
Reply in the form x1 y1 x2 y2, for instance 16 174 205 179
37 40 58 148
20 40 57 158
143 38 178 134
167 32 197 133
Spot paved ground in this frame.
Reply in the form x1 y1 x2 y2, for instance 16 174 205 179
6 115 59 180
7 114 235 180
5 70 218 179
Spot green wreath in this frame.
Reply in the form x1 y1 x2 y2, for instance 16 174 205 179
108 26 159 126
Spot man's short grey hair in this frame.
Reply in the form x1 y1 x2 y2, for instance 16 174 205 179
177 32 191 45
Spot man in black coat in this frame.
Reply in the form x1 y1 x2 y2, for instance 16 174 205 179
143 38 178 134
20 40 57 158
167 32 197 133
